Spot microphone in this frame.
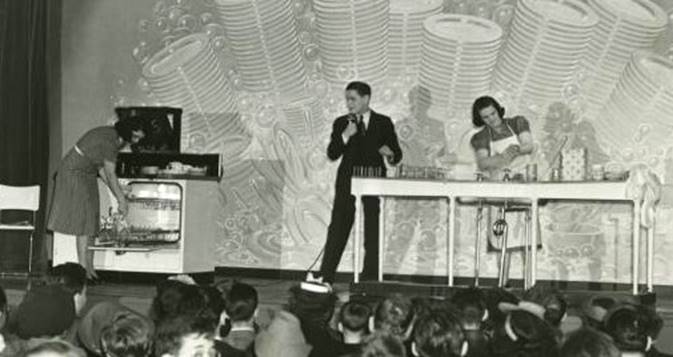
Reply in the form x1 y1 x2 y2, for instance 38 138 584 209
347 112 358 123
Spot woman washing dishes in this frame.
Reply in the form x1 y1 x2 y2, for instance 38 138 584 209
48 115 145 282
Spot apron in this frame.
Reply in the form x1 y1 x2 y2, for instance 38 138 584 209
486 124 532 250
487 124 530 181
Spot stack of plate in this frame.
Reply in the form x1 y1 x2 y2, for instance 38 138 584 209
142 33 247 153
492 0 598 109
280 97 327 148
581 0 667 118
314 0 390 88
215 0 307 100
388 0 443 77
594 51 673 165
417 14 503 118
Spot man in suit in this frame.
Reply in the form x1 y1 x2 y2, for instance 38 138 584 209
318 81 403 284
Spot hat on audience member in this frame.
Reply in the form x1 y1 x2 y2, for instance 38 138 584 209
13 284 76 339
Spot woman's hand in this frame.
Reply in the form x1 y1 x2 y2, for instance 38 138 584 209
117 197 129 217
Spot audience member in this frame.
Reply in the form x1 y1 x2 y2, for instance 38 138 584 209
100 311 154 357
490 310 559 357
23 338 86 357
560 327 620 357
336 300 372 356
78 300 154 355
154 314 216 357
255 284 314 357
215 282 258 357
523 284 568 328
11 263 86 339
411 310 467 357
603 304 655 356
452 288 490 357
371 294 415 340
360 332 408 357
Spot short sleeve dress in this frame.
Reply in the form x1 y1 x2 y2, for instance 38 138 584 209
47 126 120 236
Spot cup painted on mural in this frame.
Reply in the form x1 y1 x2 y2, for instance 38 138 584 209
590 164 605 181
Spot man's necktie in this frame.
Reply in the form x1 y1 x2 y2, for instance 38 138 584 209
356 114 366 136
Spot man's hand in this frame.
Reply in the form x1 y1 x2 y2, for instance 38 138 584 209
379 145 394 158
343 120 357 139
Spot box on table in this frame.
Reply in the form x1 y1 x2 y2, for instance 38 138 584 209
560 148 588 181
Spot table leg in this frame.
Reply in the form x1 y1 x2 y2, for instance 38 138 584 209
647 224 654 292
531 199 539 286
378 197 385 282
354 195 362 283
448 196 456 286
633 201 641 295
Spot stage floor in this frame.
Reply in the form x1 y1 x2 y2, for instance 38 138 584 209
3 275 673 353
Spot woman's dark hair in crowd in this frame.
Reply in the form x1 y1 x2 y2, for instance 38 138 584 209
361 332 407 357
149 280 187 323
339 300 372 333
523 285 568 328
113 115 145 143
154 314 216 357
100 312 153 357
491 310 559 357
412 310 466 357
603 304 659 353
49 262 87 295
471 96 505 127
374 294 414 338
220 282 258 337
560 327 620 357
452 288 488 330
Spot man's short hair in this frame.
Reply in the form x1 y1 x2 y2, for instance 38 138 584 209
413 311 466 357
560 327 619 357
346 81 372 97
374 294 414 337
100 312 153 357
361 332 407 357
339 300 372 332
154 315 216 357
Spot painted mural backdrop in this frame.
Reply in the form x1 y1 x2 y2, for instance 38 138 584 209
63 0 673 283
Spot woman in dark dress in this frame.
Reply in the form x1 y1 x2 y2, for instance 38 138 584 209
48 119 145 280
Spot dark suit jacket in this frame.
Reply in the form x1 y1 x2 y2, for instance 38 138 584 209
327 110 402 196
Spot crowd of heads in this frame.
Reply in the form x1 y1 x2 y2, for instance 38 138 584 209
0 263 669 357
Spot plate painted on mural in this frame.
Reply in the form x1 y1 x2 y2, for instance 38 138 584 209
590 0 666 27
390 0 442 12
520 0 598 28
423 14 502 43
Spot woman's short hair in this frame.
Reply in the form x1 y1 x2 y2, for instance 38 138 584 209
374 294 414 337
361 332 407 357
560 327 619 357
471 96 505 127
413 310 466 357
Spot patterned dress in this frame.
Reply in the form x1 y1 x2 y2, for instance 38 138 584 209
47 126 120 236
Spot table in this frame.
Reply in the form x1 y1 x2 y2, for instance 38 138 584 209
350 178 652 294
